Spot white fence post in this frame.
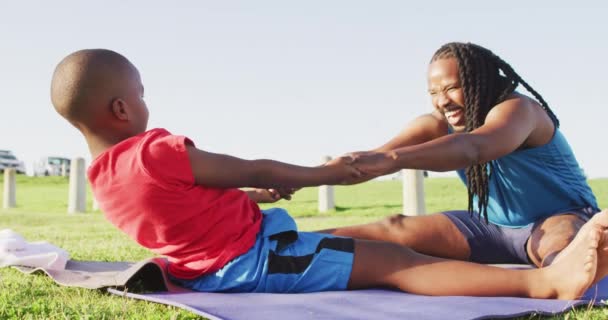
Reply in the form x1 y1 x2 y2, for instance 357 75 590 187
3 168 16 209
402 169 425 216
318 156 335 212
61 162 68 177
92 197 99 211
68 157 86 214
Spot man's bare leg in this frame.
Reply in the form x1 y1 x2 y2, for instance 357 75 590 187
347 221 601 299
318 212 471 260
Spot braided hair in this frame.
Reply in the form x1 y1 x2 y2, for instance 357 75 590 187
431 42 559 222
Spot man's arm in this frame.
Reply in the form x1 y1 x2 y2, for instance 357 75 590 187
351 97 539 176
373 111 448 152
327 112 446 184
186 146 361 189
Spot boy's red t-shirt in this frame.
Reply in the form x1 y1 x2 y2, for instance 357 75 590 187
87 128 262 279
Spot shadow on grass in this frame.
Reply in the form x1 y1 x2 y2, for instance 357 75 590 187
334 204 402 212
292 204 403 218
291 200 317 204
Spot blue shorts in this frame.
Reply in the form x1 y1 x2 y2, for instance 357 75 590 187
444 207 598 264
169 208 355 293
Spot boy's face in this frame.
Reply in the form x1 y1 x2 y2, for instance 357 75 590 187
124 67 149 135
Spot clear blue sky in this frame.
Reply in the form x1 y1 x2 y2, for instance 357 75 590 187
1 1 607 177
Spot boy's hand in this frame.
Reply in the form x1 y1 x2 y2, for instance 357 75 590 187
245 188 297 203
268 187 298 201
322 155 366 185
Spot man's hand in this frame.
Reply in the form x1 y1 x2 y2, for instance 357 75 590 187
349 151 399 177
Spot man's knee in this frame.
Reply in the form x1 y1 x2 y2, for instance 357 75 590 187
378 214 427 246
379 214 406 231
541 218 583 243
528 216 585 265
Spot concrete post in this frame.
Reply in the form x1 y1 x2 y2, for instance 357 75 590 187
402 169 426 216
92 197 99 211
3 168 16 209
318 156 335 212
61 162 68 177
68 157 86 214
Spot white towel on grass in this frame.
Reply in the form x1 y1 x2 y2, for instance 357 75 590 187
0 229 69 270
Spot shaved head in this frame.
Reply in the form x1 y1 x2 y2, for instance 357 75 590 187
51 49 138 126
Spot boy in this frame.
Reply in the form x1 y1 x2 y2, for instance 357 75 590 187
51 48 608 298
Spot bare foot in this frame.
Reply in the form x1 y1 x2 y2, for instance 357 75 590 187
541 223 600 299
586 210 608 284
593 228 608 284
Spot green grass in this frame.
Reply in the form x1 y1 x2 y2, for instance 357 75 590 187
1 176 607 319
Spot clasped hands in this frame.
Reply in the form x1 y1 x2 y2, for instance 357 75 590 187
249 150 397 203
324 150 399 185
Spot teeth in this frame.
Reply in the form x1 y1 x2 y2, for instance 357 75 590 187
445 109 460 118
444 107 463 118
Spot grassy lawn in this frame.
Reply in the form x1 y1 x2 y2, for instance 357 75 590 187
1 175 607 319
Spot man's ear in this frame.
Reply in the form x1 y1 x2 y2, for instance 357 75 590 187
111 98 129 120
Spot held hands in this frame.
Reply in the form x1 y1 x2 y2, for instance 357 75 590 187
247 151 397 194
322 155 365 185
324 151 398 185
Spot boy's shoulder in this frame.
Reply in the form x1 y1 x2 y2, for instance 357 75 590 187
89 127 194 187
143 127 172 138
89 128 174 171
120 128 179 154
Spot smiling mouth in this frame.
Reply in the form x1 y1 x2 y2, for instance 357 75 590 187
443 106 464 125
444 106 463 117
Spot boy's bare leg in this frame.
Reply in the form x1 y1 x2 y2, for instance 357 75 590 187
347 223 601 299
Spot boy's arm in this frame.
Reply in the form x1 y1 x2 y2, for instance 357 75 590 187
186 146 362 189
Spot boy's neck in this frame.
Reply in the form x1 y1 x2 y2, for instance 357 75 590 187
84 130 140 160
86 137 113 160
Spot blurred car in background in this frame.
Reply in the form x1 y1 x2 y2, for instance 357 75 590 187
0 150 26 174
34 156 71 176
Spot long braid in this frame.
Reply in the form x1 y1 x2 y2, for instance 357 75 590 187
494 59 560 128
431 42 558 222
457 44 492 221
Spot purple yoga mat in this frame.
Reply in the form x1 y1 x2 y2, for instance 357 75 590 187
108 277 608 320
15 257 606 319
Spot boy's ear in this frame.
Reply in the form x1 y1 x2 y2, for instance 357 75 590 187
111 98 129 120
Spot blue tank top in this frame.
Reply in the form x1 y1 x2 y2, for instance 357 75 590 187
451 128 598 227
